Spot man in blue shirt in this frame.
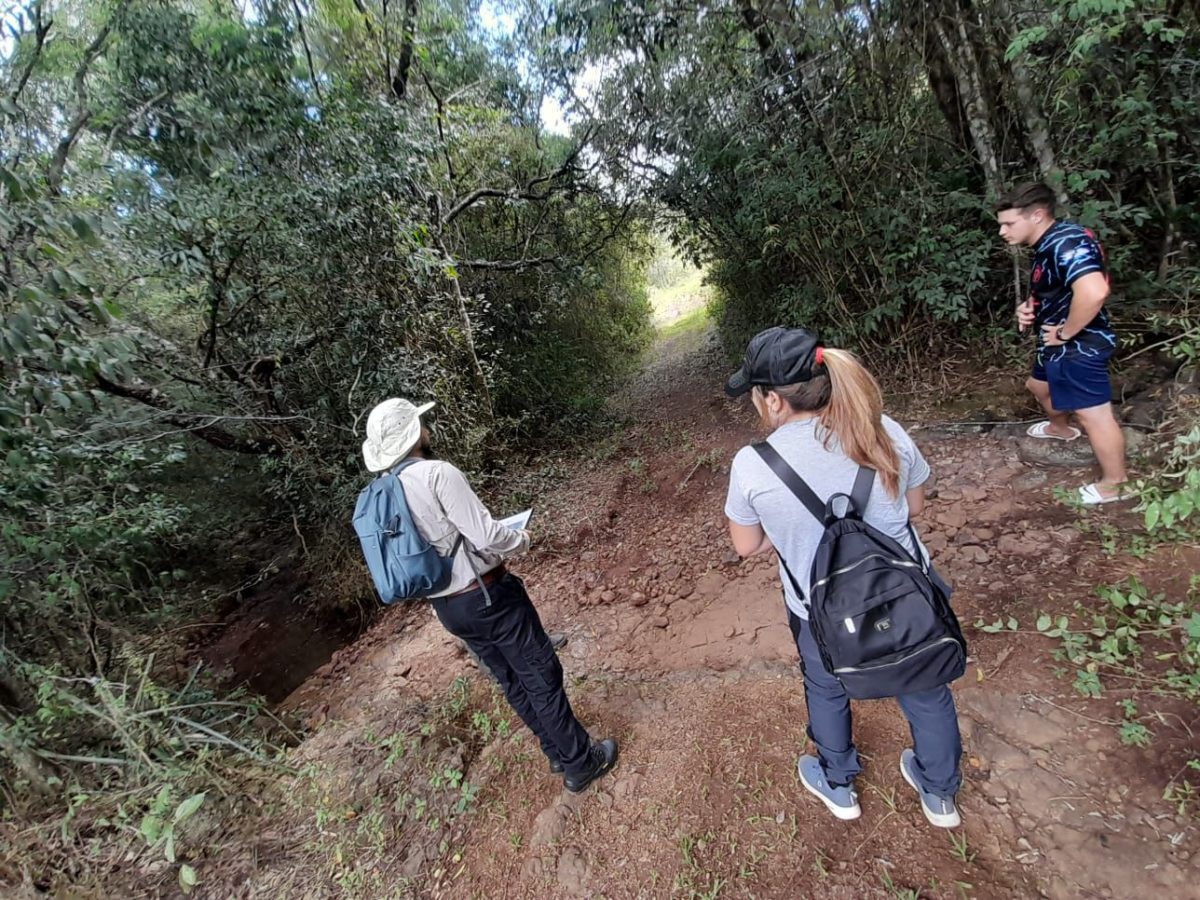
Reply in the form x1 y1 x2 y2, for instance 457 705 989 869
996 182 1127 504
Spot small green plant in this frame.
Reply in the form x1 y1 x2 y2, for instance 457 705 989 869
976 616 1019 633
1028 574 1200 819
430 765 465 793
1117 699 1153 747
869 783 899 813
1165 763 1199 815
812 848 831 879
470 707 513 742
1032 576 1200 704
949 830 976 864
879 867 919 900
1137 423 1200 538
378 733 413 769
627 457 657 494
678 831 702 869
137 787 206 866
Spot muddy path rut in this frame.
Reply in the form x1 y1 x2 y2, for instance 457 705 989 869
275 327 1197 900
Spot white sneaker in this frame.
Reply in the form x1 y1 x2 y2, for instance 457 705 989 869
900 749 961 828
797 755 861 821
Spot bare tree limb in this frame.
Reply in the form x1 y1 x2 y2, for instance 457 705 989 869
105 89 169 154
7 1 52 108
458 200 636 272
443 161 575 225
93 374 281 454
421 69 456 184
349 0 376 36
290 0 325 104
349 0 391 89
458 255 563 271
47 3 127 194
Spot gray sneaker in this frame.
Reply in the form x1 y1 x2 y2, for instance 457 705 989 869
797 755 861 821
900 749 961 828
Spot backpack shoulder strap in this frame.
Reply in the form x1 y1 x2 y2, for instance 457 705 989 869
752 441 824 524
850 465 875 517
392 457 490 604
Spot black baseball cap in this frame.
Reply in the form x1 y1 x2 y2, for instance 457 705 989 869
724 326 824 397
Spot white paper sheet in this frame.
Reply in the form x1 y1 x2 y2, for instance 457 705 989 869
498 508 532 531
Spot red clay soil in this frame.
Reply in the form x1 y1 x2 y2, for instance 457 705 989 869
252 326 1196 899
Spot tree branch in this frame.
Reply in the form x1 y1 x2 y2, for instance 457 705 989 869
290 0 325 104
444 167 571 225
421 69 456 184
458 200 636 273
349 0 390 89
46 4 125 194
93 374 281 454
458 255 562 271
7 1 52 108
105 89 169 153
441 127 594 226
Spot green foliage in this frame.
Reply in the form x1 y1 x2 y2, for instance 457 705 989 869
1033 576 1199 702
0 0 650 818
299 675 496 896
1138 423 1200 537
553 0 1199 358
1033 574 1200 813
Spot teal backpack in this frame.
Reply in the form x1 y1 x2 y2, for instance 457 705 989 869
352 459 463 604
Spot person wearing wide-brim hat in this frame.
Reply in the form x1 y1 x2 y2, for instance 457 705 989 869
723 328 963 828
360 398 618 793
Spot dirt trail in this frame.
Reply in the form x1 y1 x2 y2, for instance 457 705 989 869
277 325 1196 899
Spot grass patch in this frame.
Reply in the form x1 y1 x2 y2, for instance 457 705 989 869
650 264 712 331
658 303 710 339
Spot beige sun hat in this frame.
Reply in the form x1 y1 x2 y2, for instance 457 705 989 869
361 398 435 472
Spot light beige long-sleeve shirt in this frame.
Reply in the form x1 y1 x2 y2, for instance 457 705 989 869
397 457 529 597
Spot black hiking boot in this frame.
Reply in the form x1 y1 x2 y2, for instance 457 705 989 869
563 739 619 794
549 758 564 775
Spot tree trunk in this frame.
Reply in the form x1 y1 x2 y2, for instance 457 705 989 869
392 0 418 101
920 20 974 162
433 234 494 419
993 0 1063 195
931 6 1003 196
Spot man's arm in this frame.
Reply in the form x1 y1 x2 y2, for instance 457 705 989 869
1059 271 1110 339
434 464 529 557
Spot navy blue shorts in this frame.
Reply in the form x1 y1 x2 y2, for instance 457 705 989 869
1031 347 1113 412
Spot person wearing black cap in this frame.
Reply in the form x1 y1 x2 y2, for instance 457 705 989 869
723 328 963 828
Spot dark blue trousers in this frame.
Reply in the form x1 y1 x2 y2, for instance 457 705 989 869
431 573 592 775
787 610 962 799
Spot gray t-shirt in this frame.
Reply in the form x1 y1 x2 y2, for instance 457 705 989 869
724 415 931 619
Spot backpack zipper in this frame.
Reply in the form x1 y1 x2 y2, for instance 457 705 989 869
813 554 920 590
833 636 960 675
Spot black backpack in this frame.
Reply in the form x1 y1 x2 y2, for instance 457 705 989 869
753 442 966 700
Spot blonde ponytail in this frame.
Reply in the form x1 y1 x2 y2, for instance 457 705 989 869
818 349 901 498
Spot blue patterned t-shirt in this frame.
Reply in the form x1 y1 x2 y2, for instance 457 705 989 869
1030 221 1116 361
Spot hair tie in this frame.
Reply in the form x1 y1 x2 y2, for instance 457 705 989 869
815 347 825 367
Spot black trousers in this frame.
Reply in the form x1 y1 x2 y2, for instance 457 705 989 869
431 573 592 774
